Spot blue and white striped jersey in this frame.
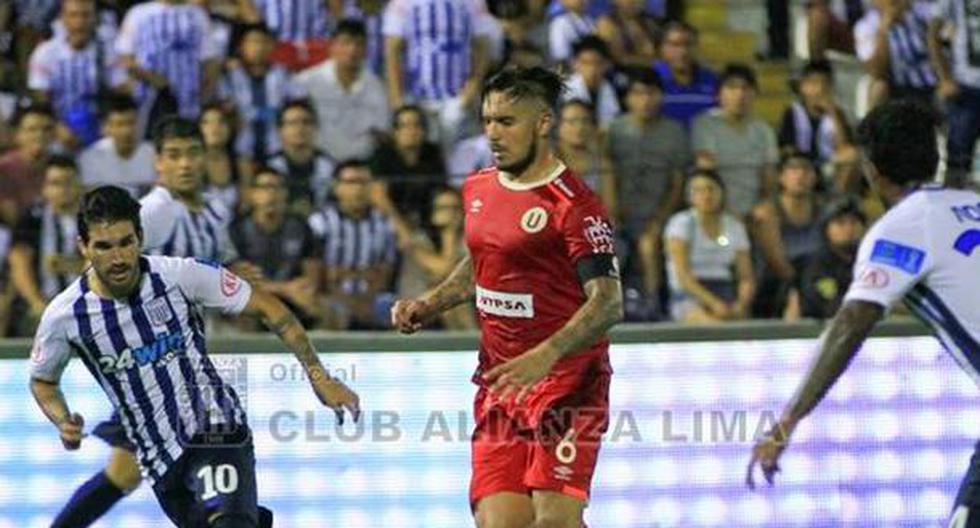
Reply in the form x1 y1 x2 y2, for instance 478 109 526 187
343 0 385 76
844 186 980 383
854 2 938 90
254 0 330 43
115 1 220 118
382 0 493 101
140 186 239 264
219 64 306 160
28 35 126 120
29 256 253 484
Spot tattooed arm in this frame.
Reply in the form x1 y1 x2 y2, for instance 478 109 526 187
539 276 623 361
392 254 474 333
242 289 360 422
747 299 883 488
483 274 623 401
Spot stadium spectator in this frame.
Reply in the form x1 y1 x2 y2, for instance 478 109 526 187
749 153 825 319
78 94 156 197
503 41 549 70
243 0 331 45
595 0 658 69
806 0 868 60
664 169 755 323
383 186 476 329
447 133 493 185
790 197 867 319
827 143 886 221
294 19 388 162
343 0 387 76
221 22 306 163
141 116 240 264
654 21 719 130
0 77 15 150
231 166 322 321
309 160 398 329
561 36 621 128
7 156 83 333
609 69 691 299
928 0 980 187
370 105 447 225
383 0 492 146
0 104 55 226
265 99 336 216
693 63 779 217
555 100 613 198
0 221 11 337
854 0 938 107
199 103 243 212
27 0 126 148
549 0 596 63
116 0 222 130
8 0 60 75
778 60 854 168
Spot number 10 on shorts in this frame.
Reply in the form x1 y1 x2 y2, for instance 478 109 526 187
197 464 240 500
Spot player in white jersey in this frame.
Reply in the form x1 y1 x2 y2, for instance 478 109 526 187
747 101 980 527
30 186 360 527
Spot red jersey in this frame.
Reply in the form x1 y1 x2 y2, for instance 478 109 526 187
463 163 616 384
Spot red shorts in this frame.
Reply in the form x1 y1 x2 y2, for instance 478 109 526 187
469 367 611 509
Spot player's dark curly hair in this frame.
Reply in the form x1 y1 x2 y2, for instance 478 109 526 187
78 186 143 243
481 66 565 113
857 100 939 187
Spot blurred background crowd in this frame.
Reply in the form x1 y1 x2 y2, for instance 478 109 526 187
0 0 976 335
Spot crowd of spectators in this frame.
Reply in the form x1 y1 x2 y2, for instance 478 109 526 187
0 0 975 335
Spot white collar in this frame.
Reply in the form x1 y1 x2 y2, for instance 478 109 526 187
497 162 566 191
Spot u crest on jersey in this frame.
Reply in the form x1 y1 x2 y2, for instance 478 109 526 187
521 207 548 234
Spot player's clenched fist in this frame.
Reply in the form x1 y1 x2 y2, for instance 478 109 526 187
59 412 85 450
308 368 361 425
391 298 431 334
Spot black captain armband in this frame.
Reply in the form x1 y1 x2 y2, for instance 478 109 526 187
576 254 620 283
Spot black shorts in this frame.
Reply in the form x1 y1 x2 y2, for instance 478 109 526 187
152 428 258 528
92 412 136 450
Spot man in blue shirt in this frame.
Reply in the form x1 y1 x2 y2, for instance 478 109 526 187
653 21 719 130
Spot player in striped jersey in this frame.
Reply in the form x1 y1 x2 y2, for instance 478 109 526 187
49 116 262 527
747 101 980 527
31 186 360 527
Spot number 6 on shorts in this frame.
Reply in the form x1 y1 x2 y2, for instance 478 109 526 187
197 464 240 500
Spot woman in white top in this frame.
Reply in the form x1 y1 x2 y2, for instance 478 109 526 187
664 169 756 323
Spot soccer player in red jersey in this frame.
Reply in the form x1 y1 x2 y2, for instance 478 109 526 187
392 67 624 528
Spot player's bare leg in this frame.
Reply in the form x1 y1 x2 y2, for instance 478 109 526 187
529 490 585 528
474 492 534 528
105 447 142 491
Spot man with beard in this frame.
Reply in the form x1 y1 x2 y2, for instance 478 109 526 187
48 116 262 527
30 186 358 527
392 67 624 528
